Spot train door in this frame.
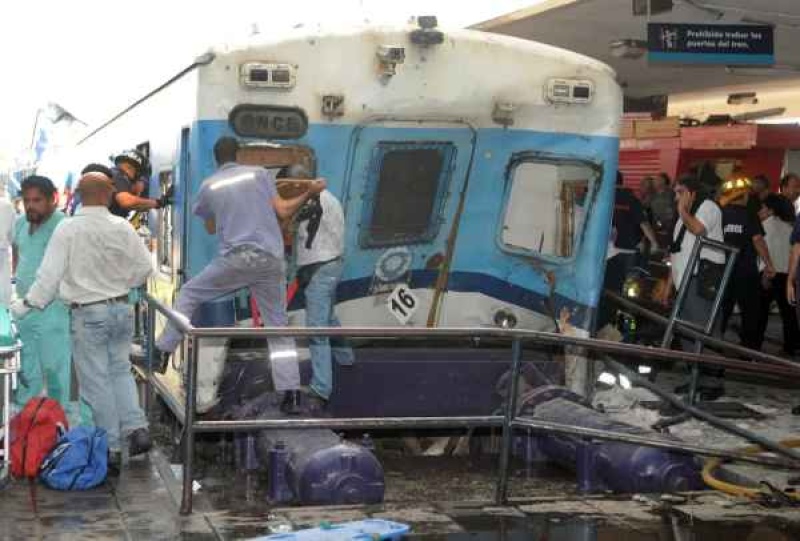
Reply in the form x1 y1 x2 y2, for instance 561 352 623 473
342 121 476 327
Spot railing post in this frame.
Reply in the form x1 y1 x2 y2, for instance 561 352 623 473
496 338 522 505
180 334 198 515
144 299 156 414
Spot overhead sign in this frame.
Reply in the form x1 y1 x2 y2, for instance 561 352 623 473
648 23 774 66
229 104 308 139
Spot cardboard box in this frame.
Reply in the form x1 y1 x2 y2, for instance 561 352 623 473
620 118 635 139
634 117 680 139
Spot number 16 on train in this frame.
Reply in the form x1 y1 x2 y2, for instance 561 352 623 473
387 284 419 325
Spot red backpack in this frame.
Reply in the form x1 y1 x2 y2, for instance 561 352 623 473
11 397 68 478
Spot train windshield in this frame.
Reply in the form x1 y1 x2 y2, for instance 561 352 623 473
501 159 598 259
361 142 455 247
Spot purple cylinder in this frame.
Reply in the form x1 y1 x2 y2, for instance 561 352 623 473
257 429 385 505
520 386 704 494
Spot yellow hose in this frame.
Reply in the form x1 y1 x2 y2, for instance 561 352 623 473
702 438 800 500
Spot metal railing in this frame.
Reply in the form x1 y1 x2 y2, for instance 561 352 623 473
142 293 800 514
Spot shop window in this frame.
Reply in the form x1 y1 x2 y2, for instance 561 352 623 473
362 142 455 247
501 159 598 259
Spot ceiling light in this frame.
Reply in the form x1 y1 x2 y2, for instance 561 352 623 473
609 39 648 59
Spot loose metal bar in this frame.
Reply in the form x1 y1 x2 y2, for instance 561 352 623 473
511 417 798 469
689 239 738 404
604 357 800 464
496 338 523 505
606 290 800 373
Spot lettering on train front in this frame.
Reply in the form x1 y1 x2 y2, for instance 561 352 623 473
228 104 308 139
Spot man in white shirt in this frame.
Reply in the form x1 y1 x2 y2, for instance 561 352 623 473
293 179 354 411
758 195 799 355
656 174 726 398
10 171 154 466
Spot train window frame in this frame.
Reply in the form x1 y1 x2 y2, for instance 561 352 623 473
157 169 175 275
498 155 601 263
360 141 456 249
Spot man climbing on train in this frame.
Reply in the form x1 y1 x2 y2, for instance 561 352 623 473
288 165 354 413
153 137 325 414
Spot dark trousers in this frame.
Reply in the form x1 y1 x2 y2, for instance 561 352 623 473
679 284 724 384
759 273 800 355
597 252 638 330
721 272 764 351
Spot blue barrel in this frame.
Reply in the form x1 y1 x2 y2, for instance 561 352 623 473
258 429 385 505
520 386 703 493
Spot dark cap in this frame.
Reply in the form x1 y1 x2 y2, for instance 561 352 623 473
81 163 113 178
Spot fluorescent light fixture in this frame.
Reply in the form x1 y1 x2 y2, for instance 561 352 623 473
609 39 648 59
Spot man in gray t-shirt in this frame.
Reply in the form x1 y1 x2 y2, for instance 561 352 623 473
155 137 324 412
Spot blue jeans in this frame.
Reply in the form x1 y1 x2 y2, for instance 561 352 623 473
71 302 147 451
301 258 354 400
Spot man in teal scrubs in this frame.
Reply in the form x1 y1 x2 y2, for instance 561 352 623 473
12 175 72 409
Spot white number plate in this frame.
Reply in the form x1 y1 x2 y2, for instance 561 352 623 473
387 284 419 324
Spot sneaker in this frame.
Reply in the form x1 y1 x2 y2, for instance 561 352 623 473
128 428 152 457
280 391 303 415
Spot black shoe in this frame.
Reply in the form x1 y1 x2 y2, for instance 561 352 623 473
128 428 152 457
108 451 122 477
152 347 170 374
280 391 303 415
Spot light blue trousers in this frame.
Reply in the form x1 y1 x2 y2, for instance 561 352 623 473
72 302 147 450
302 259 354 400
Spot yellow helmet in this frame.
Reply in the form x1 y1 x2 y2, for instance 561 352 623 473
719 177 751 207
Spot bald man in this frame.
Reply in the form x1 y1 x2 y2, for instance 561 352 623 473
11 170 155 469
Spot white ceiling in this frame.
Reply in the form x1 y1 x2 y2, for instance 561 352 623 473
472 0 800 97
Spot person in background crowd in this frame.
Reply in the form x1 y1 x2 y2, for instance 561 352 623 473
655 174 726 399
718 178 775 352
780 173 800 214
597 172 660 330
758 194 799 357
289 165 354 412
10 172 154 471
153 137 325 414
0 183 15 305
11 176 73 414
648 172 677 249
639 175 656 212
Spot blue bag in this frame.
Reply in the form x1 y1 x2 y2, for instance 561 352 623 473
38 426 108 490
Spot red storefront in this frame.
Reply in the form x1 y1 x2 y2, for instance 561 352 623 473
619 122 800 192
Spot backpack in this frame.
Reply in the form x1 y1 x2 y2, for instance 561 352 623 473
39 426 108 490
10 397 68 478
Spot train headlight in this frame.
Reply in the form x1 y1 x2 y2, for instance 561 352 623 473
493 309 518 329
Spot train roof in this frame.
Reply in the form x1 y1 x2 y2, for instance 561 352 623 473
199 23 622 135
